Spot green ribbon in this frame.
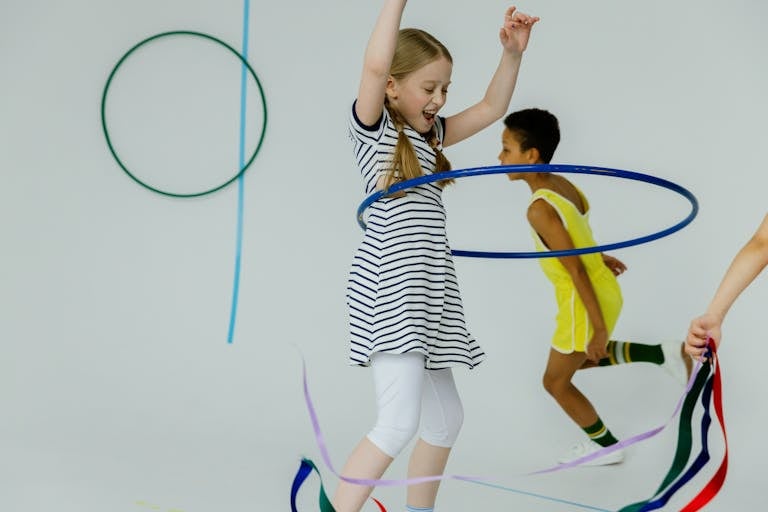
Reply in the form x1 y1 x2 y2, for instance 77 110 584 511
619 360 712 511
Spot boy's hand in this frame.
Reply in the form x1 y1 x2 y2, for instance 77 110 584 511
585 327 609 362
499 6 540 54
602 254 627 276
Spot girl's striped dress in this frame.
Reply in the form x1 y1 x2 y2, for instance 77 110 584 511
346 104 485 370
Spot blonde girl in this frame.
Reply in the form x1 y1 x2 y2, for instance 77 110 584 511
336 2 538 511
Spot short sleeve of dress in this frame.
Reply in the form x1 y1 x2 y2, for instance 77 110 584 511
348 101 395 194
348 101 388 145
435 115 446 147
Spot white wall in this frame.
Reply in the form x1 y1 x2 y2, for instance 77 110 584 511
2 1 766 510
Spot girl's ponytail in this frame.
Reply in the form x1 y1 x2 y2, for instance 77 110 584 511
428 129 453 187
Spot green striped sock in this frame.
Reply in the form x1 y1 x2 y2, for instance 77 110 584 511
598 340 663 366
583 417 618 447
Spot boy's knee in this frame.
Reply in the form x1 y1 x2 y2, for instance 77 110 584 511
542 372 567 396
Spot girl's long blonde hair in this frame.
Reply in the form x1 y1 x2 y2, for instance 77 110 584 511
383 28 454 191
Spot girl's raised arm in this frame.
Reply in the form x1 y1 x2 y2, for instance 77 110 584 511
355 0 407 126
444 6 539 147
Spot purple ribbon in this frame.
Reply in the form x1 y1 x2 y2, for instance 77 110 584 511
300 355 701 487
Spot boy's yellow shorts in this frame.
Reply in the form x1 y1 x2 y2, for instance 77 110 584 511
550 274 623 354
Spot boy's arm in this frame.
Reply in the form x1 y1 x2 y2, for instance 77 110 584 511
528 200 607 362
443 7 538 147
355 0 407 127
687 214 768 358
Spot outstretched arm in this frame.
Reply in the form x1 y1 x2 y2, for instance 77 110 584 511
355 0 407 126
443 6 539 147
528 200 608 362
686 214 768 359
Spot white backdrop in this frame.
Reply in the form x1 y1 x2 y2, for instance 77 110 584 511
2 1 766 511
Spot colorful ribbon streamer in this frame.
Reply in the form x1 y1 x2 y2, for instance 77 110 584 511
291 458 333 512
290 458 386 512
294 339 727 511
619 339 727 511
681 342 728 510
619 365 712 511
296 356 610 510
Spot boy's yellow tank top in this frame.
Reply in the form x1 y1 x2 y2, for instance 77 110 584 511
529 187 613 286
529 187 623 352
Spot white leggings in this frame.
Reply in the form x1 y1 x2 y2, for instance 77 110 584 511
366 352 464 458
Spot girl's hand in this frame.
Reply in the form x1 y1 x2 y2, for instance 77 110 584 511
602 254 628 276
586 327 609 362
499 6 540 54
686 313 722 361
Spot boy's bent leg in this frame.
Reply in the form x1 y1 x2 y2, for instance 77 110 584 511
543 348 598 426
590 339 693 385
544 349 623 465
598 339 664 366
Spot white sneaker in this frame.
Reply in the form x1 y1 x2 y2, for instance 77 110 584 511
661 341 692 386
557 439 624 466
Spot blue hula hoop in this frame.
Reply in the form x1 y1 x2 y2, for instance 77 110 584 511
355 164 699 259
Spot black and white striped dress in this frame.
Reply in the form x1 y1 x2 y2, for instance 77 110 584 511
346 104 485 370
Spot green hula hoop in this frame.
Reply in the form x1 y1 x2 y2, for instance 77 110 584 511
100 30 267 198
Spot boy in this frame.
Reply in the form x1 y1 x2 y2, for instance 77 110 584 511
499 108 692 465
